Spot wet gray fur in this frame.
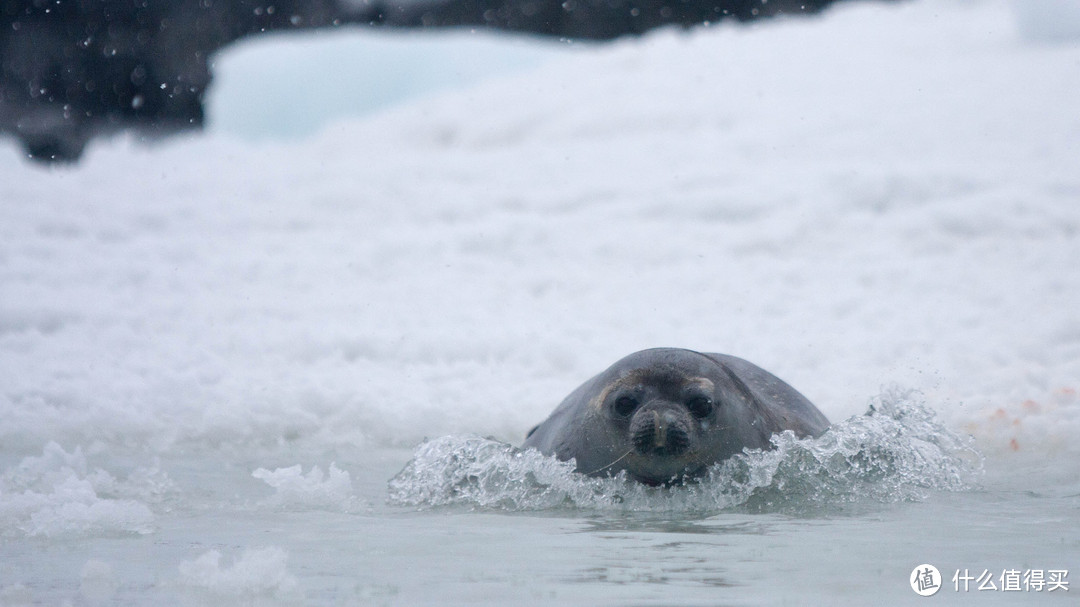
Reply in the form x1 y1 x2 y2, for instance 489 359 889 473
523 347 830 484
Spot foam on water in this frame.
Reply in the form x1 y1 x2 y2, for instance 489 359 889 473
387 390 982 514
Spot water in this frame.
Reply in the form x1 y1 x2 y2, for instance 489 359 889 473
2 394 1076 605
2 460 1075 605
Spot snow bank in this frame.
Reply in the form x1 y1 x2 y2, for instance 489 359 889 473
1 0 1078 481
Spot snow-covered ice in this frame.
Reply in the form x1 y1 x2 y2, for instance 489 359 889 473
2 0 1077 461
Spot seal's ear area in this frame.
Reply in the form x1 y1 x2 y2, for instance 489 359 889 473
692 352 762 407
698 351 831 437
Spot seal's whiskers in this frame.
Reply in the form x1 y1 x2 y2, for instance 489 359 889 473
582 449 633 476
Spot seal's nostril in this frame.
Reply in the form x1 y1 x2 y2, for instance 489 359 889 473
632 427 654 454
666 427 691 455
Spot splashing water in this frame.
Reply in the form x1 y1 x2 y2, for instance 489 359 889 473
387 390 982 514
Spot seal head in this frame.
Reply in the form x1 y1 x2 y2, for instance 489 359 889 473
523 348 830 485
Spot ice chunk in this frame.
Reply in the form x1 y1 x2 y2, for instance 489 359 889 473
0 443 170 537
176 547 299 600
252 463 365 512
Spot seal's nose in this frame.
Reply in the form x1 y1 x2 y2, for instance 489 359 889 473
650 410 682 447
631 406 690 457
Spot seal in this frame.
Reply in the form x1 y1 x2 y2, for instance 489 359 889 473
523 347 830 485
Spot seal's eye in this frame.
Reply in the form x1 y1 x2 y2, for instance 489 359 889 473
686 396 713 418
612 395 639 417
